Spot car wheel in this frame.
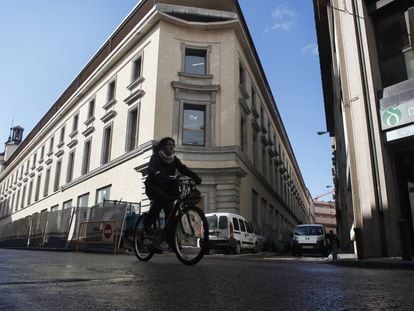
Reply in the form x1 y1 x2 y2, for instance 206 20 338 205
233 242 241 255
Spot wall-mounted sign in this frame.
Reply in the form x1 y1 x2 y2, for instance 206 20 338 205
380 99 414 130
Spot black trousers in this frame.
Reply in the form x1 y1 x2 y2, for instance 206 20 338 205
144 182 178 228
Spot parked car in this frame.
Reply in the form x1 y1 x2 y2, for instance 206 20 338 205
206 212 260 254
291 224 329 257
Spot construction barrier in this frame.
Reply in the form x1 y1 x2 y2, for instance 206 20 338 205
0 199 141 253
76 220 120 254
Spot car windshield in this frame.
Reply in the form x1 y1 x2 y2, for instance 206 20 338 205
295 226 323 236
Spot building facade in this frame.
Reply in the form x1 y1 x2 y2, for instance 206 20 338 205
0 0 312 249
314 200 336 234
314 0 414 258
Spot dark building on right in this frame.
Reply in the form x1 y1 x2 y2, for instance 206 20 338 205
313 0 414 259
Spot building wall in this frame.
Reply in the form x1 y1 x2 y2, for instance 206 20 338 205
314 0 413 258
0 0 312 247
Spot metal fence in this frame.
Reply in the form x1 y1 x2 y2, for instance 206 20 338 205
0 199 141 253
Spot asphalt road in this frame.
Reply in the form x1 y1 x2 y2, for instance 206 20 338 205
0 249 413 311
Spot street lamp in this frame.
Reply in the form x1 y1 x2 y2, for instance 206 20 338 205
317 130 329 135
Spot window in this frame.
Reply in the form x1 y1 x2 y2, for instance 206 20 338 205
77 193 89 208
96 185 111 204
262 146 267 175
132 56 142 82
21 185 26 209
239 219 246 232
32 152 37 169
183 104 205 146
374 7 414 87
239 62 245 87
49 136 54 154
59 126 65 144
251 87 257 111
87 98 95 120
82 139 92 175
252 189 258 224
40 145 45 161
241 116 247 153
51 204 59 212
63 200 72 209
232 217 240 231
34 174 42 202
27 180 33 205
54 160 62 191
101 125 112 164
72 114 79 133
253 131 258 167
126 106 139 152
184 48 206 75
107 80 116 103
66 151 75 183
44 167 51 197
261 198 267 227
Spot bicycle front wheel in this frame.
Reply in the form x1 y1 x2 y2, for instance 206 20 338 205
133 213 154 262
173 206 209 265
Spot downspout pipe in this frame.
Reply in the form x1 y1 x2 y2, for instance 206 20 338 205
351 0 387 257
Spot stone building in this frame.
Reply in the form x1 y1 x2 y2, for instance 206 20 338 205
0 0 312 248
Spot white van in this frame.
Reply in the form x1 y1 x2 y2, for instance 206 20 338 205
291 224 329 257
206 212 259 254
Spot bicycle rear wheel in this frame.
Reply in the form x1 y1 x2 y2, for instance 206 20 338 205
173 206 209 265
133 213 154 262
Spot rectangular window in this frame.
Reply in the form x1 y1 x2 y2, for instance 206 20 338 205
251 87 256 111
21 185 26 209
27 180 33 205
54 160 62 191
126 107 139 152
63 200 72 209
82 140 92 175
40 145 45 161
261 198 267 227
77 193 90 208
72 114 79 133
252 189 258 224
183 104 205 146
51 204 59 212
66 151 75 183
44 167 51 197
253 132 258 167
239 62 245 87
101 125 113 164
60 126 65 144
132 56 142 81
96 185 111 204
35 174 42 202
375 8 414 87
107 80 116 102
32 153 37 169
241 116 247 153
49 136 54 153
184 48 206 75
262 146 267 175
87 99 95 119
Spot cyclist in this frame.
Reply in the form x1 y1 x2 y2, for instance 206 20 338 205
144 137 201 233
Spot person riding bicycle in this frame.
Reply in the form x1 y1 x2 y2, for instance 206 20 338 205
144 137 201 232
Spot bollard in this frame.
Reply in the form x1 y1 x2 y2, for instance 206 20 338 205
398 220 412 261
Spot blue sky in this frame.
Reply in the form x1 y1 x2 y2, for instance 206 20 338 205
0 0 333 201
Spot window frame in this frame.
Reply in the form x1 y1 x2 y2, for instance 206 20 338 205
181 103 207 146
101 123 113 165
125 104 140 152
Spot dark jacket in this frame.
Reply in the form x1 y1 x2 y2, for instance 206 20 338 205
145 152 199 188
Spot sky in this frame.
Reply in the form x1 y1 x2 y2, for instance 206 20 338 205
0 0 333 201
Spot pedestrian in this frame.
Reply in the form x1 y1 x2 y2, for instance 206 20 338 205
327 230 339 260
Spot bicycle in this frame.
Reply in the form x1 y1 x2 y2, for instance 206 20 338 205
133 175 209 265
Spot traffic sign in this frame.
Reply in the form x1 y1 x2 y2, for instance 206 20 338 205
102 223 113 242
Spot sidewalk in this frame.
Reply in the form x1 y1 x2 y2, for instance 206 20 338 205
324 253 414 270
